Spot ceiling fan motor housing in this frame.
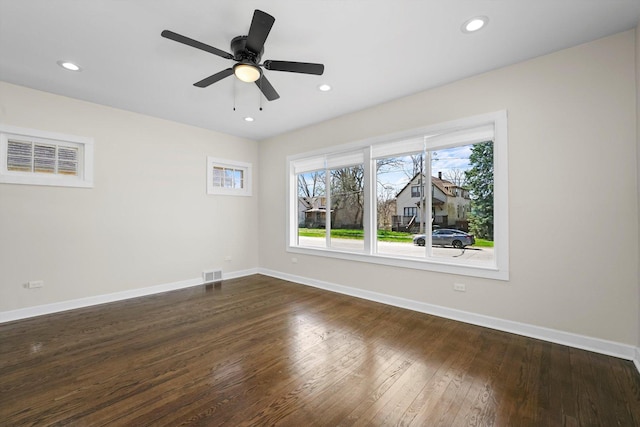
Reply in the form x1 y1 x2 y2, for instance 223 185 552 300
231 35 263 64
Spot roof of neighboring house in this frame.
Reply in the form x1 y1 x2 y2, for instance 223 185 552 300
396 173 458 198
431 176 456 197
298 196 327 210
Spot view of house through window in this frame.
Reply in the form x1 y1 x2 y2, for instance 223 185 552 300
297 170 327 247
295 142 494 266
296 163 366 251
375 143 494 266
289 111 506 278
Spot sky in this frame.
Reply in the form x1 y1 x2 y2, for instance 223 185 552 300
377 144 474 194
297 143 479 197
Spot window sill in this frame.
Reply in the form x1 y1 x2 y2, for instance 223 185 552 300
286 245 508 281
0 174 93 188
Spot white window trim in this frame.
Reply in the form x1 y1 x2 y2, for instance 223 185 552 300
207 156 252 197
0 124 94 188
287 111 509 281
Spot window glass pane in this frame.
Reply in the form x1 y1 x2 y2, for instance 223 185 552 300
224 168 234 188
212 167 223 187
330 165 364 251
297 170 326 247
33 144 56 174
7 140 33 172
234 169 244 189
376 153 426 257
57 146 78 176
430 142 494 266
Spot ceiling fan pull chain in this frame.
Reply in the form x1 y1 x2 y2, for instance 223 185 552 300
259 76 263 111
233 78 237 111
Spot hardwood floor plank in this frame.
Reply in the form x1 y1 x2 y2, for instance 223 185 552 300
607 356 640 425
1 274 639 426
441 329 511 427
570 347 611 426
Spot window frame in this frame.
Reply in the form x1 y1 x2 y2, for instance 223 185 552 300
0 124 94 188
287 111 509 280
206 157 252 197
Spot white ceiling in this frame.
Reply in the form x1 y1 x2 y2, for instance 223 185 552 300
1 1 639 141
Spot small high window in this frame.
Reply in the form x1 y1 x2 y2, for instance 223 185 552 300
0 124 94 188
207 157 252 196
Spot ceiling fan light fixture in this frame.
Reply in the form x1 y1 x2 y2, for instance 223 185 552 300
234 63 261 83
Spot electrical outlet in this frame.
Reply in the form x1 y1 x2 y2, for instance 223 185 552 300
224 256 232 262
291 257 298 264
25 280 44 289
453 283 466 292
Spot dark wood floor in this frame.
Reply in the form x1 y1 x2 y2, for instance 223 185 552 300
1 275 639 426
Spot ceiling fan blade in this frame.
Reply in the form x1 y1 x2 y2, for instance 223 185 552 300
161 30 233 60
255 75 280 101
263 60 324 75
194 68 234 87
245 10 275 55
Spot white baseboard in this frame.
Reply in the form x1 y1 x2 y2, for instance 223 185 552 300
0 268 257 324
259 268 639 366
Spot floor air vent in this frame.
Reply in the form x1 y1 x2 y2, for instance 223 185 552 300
203 269 223 283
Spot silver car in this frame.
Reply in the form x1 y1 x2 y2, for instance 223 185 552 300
413 229 476 248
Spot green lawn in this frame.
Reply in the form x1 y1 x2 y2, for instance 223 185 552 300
298 228 494 247
473 238 494 247
299 228 411 242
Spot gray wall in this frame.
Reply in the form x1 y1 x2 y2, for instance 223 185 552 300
259 30 639 346
0 82 259 312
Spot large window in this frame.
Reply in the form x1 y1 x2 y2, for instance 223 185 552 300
0 124 94 188
288 111 508 280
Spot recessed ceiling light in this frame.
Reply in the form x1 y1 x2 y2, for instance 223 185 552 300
462 16 488 33
244 117 254 122
318 84 332 92
57 60 81 71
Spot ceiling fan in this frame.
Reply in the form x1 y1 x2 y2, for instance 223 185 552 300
161 9 325 101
